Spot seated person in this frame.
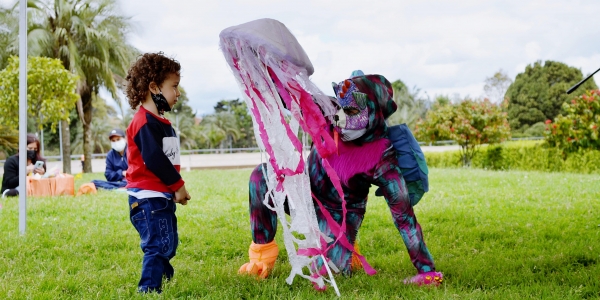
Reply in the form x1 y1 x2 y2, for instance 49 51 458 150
91 128 128 190
1 133 46 197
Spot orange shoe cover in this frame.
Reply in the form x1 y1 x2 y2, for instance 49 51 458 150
238 241 279 279
351 243 363 271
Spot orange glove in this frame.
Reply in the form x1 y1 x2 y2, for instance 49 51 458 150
238 241 279 279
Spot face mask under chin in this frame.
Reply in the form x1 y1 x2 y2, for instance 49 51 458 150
151 89 171 115
340 128 367 141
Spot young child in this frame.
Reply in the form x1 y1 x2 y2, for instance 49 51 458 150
124 52 191 293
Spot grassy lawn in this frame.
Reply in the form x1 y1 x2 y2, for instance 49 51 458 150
0 168 599 299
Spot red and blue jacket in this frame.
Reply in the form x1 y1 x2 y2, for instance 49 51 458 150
125 105 184 193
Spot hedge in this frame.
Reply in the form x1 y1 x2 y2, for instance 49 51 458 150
425 141 600 174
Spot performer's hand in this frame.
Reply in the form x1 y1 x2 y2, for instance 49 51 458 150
238 241 279 279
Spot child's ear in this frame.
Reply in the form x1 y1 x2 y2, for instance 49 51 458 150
149 81 159 94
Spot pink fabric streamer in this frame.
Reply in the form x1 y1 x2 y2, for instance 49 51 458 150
270 69 374 275
235 61 305 191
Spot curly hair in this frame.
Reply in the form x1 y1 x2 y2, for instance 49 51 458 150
126 52 181 110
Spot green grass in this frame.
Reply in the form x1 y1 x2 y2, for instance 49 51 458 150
0 168 599 299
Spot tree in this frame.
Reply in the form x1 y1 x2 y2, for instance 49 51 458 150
0 7 18 70
545 89 600 153
197 112 241 151
0 56 78 132
415 98 511 167
70 92 120 154
0 124 18 158
24 0 138 173
214 99 255 148
386 79 430 131
505 60 598 131
484 69 512 103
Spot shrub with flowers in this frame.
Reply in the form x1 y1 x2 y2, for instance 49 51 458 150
415 98 511 167
545 89 600 153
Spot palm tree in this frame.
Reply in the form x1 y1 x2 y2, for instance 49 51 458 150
0 7 18 70
25 0 138 173
0 124 18 157
197 113 241 151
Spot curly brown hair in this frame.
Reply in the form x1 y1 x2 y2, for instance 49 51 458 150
126 52 181 110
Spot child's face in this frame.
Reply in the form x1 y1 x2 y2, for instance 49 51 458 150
158 73 181 109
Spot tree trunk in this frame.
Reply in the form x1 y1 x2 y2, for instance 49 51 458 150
61 119 71 174
80 87 93 173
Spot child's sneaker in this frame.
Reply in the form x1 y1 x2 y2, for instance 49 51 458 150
403 271 443 286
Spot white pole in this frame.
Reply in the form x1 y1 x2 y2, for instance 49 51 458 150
18 0 28 235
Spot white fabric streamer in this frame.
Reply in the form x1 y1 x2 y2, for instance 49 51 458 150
219 18 340 295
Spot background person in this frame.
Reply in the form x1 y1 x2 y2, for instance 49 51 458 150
1 133 46 197
105 128 128 183
91 128 129 190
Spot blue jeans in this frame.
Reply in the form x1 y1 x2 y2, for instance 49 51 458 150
128 195 178 293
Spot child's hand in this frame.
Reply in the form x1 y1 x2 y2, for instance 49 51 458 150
174 185 191 205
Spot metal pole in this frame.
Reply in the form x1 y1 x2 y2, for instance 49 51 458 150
18 0 28 235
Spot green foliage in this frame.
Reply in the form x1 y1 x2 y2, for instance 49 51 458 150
545 89 600 153
433 94 451 107
506 60 598 131
386 79 430 131
197 99 250 149
198 112 242 149
0 56 78 132
0 168 598 298
0 124 18 157
483 69 512 103
0 7 18 70
426 141 600 174
415 98 511 166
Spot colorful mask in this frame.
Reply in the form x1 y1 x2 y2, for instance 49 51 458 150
332 79 369 130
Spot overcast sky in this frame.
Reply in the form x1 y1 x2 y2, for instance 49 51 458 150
3 0 600 115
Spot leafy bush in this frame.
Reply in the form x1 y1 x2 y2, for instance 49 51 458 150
425 141 600 174
415 98 511 167
545 89 600 153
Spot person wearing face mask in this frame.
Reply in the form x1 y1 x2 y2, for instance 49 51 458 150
1 133 47 197
105 128 128 183
90 128 129 190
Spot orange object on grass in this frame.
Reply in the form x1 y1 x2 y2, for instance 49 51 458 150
26 174 75 197
238 241 279 279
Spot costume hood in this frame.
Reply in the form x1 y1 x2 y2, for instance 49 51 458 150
332 73 397 144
